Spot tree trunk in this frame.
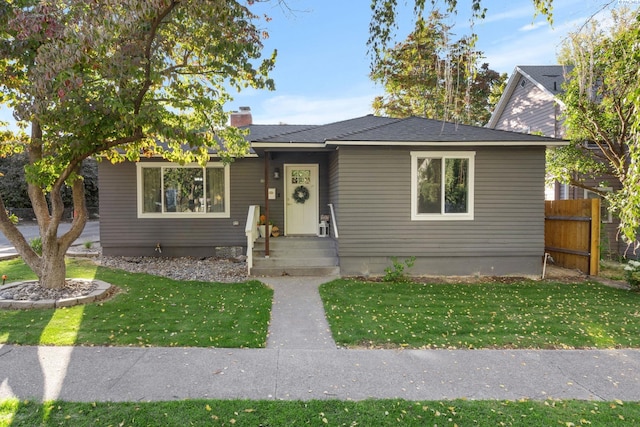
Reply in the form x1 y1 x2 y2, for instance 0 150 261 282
38 245 68 290
31 175 88 289
0 120 90 289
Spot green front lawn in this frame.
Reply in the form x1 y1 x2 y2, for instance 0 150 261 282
0 258 272 348
3 258 640 350
2 262 640 425
3 398 639 426
320 278 640 349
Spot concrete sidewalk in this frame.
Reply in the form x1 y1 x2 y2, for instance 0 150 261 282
0 276 639 402
1 345 639 402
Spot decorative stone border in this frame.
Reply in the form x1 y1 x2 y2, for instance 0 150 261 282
0 279 112 310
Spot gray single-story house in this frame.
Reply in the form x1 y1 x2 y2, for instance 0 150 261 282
98 109 566 277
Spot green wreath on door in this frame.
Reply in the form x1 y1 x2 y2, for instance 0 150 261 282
293 185 310 204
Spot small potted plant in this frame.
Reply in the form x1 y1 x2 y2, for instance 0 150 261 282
257 215 272 238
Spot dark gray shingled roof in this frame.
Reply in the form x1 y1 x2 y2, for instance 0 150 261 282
245 115 564 145
518 65 573 95
245 116 398 143
241 124 318 141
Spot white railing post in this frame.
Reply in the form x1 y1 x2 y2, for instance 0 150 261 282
328 203 339 238
245 205 260 275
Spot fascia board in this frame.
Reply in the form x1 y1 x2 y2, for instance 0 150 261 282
250 142 327 149
517 66 566 108
486 68 521 128
326 140 569 147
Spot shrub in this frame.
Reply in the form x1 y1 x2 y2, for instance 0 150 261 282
0 155 99 210
624 259 640 290
383 256 415 283
29 237 42 256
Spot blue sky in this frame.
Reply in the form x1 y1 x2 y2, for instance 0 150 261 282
0 1 633 128
233 0 631 124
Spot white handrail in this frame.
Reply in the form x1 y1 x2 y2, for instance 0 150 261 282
328 203 339 238
245 205 260 275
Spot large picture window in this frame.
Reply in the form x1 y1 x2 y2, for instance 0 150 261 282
137 162 230 218
411 151 475 220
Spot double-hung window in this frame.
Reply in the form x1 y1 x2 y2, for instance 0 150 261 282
137 162 230 218
411 151 475 220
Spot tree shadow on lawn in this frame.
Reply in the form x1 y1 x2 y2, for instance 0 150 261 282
0 258 272 408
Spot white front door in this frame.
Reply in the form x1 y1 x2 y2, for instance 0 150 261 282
285 164 319 235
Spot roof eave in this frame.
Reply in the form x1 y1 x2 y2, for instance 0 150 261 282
250 142 328 149
105 151 259 159
486 68 522 128
326 140 569 147
487 66 568 129
516 66 566 107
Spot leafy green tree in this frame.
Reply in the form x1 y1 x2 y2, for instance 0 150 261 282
368 0 555 69
548 10 640 247
0 153 31 209
371 11 505 125
0 154 98 212
0 0 275 289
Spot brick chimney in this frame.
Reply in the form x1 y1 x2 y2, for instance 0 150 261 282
230 106 252 127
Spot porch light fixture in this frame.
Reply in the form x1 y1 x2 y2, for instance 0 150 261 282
273 167 280 180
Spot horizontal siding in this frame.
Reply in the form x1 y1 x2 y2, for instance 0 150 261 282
495 78 561 137
99 153 332 255
335 146 545 258
99 158 265 253
328 150 340 237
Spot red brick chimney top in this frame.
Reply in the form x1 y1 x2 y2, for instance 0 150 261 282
230 106 252 127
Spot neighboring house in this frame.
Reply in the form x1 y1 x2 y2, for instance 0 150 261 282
99 109 566 277
488 65 570 140
487 65 627 258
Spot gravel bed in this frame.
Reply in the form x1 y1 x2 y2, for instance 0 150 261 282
96 256 249 283
0 279 97 301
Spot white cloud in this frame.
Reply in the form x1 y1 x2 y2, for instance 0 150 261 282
551 16 593 34
519 21 548 32
479 6 536 24
253 94 377 124
481 15 590 73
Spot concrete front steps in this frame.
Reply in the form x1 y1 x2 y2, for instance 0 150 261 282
250 236 340 277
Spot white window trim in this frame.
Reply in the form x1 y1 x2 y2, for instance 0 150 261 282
410 151 475 221
136 162 230 218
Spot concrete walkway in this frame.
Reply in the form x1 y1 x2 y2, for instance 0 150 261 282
265 276 337 350
0 275 639 402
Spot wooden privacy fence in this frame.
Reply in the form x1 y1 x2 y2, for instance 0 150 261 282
545 199 600 276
